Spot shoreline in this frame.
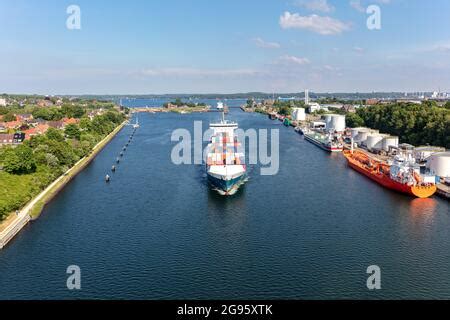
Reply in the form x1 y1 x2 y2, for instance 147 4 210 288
0 120 127 249
131 106 209 114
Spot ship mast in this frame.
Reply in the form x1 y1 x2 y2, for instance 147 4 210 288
217 102 225 123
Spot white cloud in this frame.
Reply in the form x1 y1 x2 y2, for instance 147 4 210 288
277 55 311 65
252 37 281 49
323 65 340 71
279 11 351 35
294 0 334 13
353 46 365 54
349 0 365 12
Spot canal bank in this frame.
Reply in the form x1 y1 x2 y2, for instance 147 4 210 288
0 120 127 249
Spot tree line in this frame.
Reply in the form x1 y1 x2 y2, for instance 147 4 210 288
346 103 450 148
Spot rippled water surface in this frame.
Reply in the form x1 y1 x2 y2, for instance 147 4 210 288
0 106 449 299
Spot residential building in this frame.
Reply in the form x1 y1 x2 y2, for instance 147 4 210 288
16 114 34 122
0 133 25 146
47 121 65 129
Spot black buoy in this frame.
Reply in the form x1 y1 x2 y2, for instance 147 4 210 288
105 174 111 182
116 157 120 163
120 152 124 157
123 147 126 151
111 165 116 172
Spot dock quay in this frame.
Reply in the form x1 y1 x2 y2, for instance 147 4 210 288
436 183 450 200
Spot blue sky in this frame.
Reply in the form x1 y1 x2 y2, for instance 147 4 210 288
1 0 450 94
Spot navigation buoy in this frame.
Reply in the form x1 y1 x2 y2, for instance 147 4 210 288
120 152 124 157
111 166 116 172
105 175 111 182
116 157 120 163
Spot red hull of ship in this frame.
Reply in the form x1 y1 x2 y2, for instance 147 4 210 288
344 151 436 198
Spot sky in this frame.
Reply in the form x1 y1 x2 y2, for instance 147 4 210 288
1 0 450 94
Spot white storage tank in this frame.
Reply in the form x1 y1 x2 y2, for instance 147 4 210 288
366 134 384 151
292 108 306 121
330 115 346 132
351 127 365 138
382 136 399 152
413 146 446 163
355 129 369 143
324 114 346 132
427 152 450 178
323 114 332 129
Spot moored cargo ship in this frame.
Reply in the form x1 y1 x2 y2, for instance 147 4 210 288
304 130 343 152
206 103 247 195
343 149 437 198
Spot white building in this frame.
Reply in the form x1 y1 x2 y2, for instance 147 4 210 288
292 108 306 121
0 98 6 107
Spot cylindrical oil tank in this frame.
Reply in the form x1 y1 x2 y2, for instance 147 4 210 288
329 115 346 132
324 114 346 131
413 146 445 162
323 114 333 129
355 129 369 143
382 136 399 152
366 134 384 151
426 152 450 178
292 108 306 121
351 127 363 138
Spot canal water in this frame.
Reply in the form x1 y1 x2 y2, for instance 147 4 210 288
0 106 449 299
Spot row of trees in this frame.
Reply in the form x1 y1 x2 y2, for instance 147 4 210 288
346 103 450 148
164 98 207 108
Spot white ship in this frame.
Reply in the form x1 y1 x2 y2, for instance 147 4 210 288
206 103 247 195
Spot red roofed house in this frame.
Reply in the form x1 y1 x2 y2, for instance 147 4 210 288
0 133 25 146
3 120 22 130
62 118 80 125
16 114 34 122
47 121 65 129
23 123 49 140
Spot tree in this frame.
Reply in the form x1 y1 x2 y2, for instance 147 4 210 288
2 113 16 122
65 124 81 140
32 107 62 121
46 127 65 142
61 104 85 118
79 117 92 131
346 113 365 128
0 106 8 115
3 145 36 174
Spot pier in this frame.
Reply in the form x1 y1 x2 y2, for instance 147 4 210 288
436 183 450 200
